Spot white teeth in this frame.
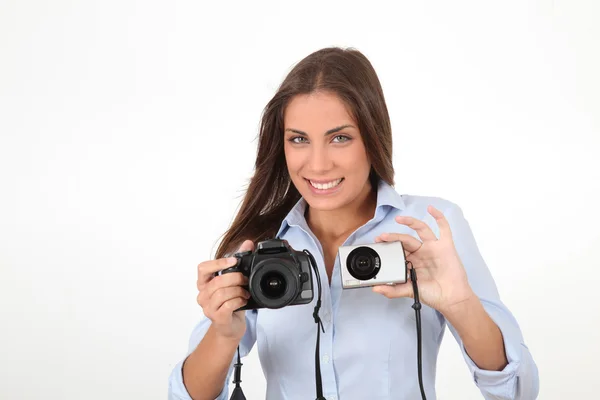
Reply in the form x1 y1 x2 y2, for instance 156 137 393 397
309 178 343 190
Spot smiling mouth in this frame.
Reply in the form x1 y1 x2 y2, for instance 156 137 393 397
305 178 344 190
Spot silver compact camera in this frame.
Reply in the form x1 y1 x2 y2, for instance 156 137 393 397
338 241 407 289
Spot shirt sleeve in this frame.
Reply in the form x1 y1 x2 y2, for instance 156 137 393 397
442 202 540 400
168 309 258 400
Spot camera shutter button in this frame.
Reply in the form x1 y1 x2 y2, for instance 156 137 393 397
234 250 252 257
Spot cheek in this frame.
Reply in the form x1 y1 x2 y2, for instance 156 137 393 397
285 145 309 167
344 146 369 170
283 146 300 173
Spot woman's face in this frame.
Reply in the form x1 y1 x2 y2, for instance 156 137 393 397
283 91 371 212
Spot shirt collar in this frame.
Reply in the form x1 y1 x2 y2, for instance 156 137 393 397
275 179 405 238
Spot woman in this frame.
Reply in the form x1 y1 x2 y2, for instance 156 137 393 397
168 47 539 400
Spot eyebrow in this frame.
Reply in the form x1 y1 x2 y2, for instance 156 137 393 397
284 124 354 137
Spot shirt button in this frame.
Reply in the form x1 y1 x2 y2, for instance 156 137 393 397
324 313 331 323
322 354 330 364
328 396 337 400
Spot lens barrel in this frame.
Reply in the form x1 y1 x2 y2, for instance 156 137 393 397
346 246 380 280
249 259 300 309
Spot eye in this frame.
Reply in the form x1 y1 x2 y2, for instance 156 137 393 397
288 136 308 144
332 135 351 143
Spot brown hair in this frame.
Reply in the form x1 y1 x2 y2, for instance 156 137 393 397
214 47 395 258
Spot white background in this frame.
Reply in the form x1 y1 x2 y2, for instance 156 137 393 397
1 1 599 399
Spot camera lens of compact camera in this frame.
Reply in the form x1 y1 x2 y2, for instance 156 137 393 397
347 246 380 280
249 259 300 309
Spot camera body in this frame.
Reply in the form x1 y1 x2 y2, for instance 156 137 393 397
338 241 407 289
219 239 314 310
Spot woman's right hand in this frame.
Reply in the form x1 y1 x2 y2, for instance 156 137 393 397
196 240 254 340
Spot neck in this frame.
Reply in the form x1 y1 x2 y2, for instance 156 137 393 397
305 180 378 243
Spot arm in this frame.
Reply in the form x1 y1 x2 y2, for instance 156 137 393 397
168 310 258 400
444 204 539 400
182 325 244 400
443 294 508 371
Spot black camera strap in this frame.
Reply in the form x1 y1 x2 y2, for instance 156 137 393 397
408 261 427 400
303 249 326 400
229 347 246 400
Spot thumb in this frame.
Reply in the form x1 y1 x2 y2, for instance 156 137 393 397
372 282 414 299
237 239 255 253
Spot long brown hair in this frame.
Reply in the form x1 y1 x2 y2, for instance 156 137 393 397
214 47 395 258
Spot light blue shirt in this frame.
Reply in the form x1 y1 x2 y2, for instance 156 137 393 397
168 180 539 399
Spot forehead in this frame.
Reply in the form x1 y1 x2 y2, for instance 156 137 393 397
284 91 356 129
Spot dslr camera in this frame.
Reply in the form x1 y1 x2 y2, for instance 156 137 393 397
338 241 407 289
219 239 314 310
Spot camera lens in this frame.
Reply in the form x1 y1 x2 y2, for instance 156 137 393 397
260 271 287 299
249 259 300 309
355 255 371 270
347 246 380 280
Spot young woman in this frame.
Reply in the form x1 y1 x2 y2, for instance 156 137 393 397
168 47 539 400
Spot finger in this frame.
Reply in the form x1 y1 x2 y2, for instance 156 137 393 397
427 205 453 241
197 257 239 287
205 272 249 300
216 297 248 315
212 286 251 308
202 285 248 317
394 215 437 242
372 282 414 299
374 232 422 254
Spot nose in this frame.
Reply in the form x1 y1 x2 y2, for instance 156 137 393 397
308 144 333 173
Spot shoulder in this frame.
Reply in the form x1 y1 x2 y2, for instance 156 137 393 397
376 181 463 220
396 193 463 217
381 192 470 239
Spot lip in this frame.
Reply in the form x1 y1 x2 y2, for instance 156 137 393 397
306 178 343 184
304 178 344 195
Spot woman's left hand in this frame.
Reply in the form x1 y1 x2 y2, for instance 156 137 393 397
372 205 475 315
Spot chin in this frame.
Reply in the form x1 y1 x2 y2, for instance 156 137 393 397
300 189 352 212
303 198 345 212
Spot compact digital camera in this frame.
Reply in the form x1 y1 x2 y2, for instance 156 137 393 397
337 241 407 289
219 239 314 310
